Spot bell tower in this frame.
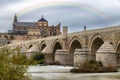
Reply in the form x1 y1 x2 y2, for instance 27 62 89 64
37 15 48 27
14 14 17 22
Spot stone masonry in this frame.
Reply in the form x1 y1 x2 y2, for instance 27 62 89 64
96 41 117 67
2 25 120 66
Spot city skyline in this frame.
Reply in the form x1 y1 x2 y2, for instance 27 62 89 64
0 0 120 32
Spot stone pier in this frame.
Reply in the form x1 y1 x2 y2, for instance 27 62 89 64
96 41 117 67
74 48 91 67
55 49 73 65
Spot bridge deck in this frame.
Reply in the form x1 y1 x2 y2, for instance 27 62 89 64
1 25 120 48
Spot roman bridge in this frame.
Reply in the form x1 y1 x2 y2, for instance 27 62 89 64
3 26 120 65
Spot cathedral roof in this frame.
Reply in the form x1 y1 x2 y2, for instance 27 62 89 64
38 16 48 22
14 22 38 28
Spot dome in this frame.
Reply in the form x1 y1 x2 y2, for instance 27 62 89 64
38 15 48 22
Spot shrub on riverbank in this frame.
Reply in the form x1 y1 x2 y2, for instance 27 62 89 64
28 53 45 65
0 47 30 80
33 53 45 64
46 61 60 65
70 60 118 73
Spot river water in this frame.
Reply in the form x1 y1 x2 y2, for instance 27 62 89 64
27 65 120 80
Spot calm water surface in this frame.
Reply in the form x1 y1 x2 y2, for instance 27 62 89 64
27 65 120 80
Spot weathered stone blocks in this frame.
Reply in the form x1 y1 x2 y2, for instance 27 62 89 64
55 49 73 65
44 54 54 64
96 41 116 67
74 48 91 67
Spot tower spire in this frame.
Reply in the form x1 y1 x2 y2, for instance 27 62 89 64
84 25 86 31
42 15 43 18
14 14 17 22
58 22 61 26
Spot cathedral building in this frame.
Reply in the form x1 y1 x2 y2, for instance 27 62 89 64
8 14 61 40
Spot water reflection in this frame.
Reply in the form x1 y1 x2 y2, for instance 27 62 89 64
27 65 120 80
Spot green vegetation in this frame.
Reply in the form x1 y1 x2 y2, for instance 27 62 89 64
71 60 118 73
0 46 47 80
28 52 60 65
0 47 30 80
28 53 45 65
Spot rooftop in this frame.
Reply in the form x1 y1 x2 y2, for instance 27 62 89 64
14 22 38 28
38 15 48 22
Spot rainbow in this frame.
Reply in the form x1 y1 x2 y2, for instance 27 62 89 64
17 1 110 22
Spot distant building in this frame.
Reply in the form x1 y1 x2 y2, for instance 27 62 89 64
9 14 61 39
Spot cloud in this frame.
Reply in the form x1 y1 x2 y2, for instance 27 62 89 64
0 0 20 6
0 0 120 32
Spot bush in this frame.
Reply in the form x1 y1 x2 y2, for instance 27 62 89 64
47 61 60 65
12 53 30 65
29 53 45 65
70 60 118 73
0 47 30 80
70 68 79 73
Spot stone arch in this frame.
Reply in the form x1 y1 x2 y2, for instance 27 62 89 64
116 40 120 62
115 39 120 50
10 35 14 40
69 37 82 65
29 44 33 49
41 43 46 51
89 33 104 49
69 36 82 51
53 42 62 54
7 41 10 44
52 41 62 61
69 39 82 54
52 39 63 54
90 34 104 60
4 35 8 39
39 40 46 52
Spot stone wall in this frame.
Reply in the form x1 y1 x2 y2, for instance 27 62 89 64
44 54 54 64
55 50 73 65
96 41 117 67
74 49 91 67
2 25 120 66
96 53 116 67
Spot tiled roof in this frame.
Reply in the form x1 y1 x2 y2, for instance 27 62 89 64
14 22 38 27
38 17 48 22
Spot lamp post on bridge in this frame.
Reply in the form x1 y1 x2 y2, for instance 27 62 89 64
83 25 89 49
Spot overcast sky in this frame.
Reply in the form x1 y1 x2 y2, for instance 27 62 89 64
0 0 120 33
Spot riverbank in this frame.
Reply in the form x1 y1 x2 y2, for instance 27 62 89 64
27 65 73 73
27 65 120 80
70 61 118 73
70 67 118 73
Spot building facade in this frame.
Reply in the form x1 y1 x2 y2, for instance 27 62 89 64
8 15 61 40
